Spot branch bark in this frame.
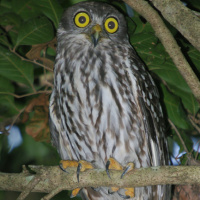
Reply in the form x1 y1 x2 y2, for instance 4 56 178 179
151 0 200 52
0 165 200 194
123 0 200 104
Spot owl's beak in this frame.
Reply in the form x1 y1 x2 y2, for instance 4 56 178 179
91 24 102 47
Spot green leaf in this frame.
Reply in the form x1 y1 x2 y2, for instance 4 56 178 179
15 16 54 47
33 0 63 28
169 84 199 115
0 12 22 46
46 47 56 56
0 76 14 92
131 31 199 114
0 28 11 47
161 84 191 130
179 153 188 165
0 76 19 116
149 60 199 114
12 0 41 21
0 0 12 9
187 47 200 72
0 45 34 89
0 12 22 28
0 75 14 103
0 0 12 14
172 130 193 155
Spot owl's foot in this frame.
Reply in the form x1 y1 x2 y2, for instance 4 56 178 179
119 162 135 198
118 188 134 199
106 158 135 198
60 160 79 172
60 160 94 197
121 162 135 179
106 158 123 178
106 158 122 195
70 188 81 198
76 160 94 182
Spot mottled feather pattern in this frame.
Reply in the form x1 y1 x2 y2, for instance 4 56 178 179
49 2 170 200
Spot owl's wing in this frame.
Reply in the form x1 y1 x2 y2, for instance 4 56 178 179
130 50 168 167
49 90 74 160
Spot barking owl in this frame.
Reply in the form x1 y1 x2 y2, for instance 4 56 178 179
49 1 170 200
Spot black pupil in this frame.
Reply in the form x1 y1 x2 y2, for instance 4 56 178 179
79 16 86 24
108 21 115 29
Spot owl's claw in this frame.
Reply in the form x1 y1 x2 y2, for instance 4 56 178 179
106 158 124 179
121 163 135 179
106 160 111 179
118 191 130 199
105 158 135 198
119 162 135 199
60 160 79 170
91 187 100 192
106 158 123 196
70 188 81 198
108 187 119 194
59 160 93 197
77 162 82 182
117 188 134 199
59 162 69 173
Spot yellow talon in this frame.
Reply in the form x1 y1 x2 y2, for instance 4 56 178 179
79 160 94 171
125 187 135 198
108 158 123 170
106 158 135 198
59 160 94 198
71 188 81 198
111 187 119 192
60 160 79 169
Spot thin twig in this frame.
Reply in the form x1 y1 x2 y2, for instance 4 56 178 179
7 107 25 132
168 119 191 158
17 175 42 200
188 115 200 133
0 90 51 99
9 48 53 72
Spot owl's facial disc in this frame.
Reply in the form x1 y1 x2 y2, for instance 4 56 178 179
91 24 102 47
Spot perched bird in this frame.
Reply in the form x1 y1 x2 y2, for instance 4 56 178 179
49 1 170 200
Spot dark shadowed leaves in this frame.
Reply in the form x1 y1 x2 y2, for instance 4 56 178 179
0 45 34 89
33 0 64 28
0 76 19 118
15 16 54 47
161 84 192 130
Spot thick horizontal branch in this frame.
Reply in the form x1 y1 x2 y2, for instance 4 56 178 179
0 165 200 194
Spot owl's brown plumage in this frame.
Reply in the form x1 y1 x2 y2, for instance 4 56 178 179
49 1 170 199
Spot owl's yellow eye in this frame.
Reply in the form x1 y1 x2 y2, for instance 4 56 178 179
74 12 90 28
104 17 118 33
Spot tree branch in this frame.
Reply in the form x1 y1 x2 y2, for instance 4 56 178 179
151 0 200 52
123 0 200 104
0 165 200 195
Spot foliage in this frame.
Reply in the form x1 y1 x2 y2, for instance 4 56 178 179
0 0 200 199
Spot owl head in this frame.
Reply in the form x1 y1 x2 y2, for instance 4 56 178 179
58 1 129 47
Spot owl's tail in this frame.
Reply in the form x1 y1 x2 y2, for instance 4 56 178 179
81 188 106 200
80 186 170 200
81 187 124 200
